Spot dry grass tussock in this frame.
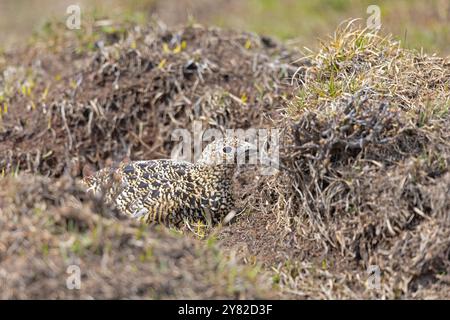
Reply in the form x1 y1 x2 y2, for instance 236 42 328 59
0 174 274 299
0 23 298 176
245 21 450 298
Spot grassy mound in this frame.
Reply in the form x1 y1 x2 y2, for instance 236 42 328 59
233 21 450 298
0 174 274 299
0 22 299 177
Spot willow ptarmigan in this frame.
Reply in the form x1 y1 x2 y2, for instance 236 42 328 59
82 137 257 226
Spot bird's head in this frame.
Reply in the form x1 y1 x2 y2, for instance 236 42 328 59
197 136 258 167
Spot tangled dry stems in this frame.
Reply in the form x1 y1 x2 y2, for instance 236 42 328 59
252 21 450 298
1 20 449 299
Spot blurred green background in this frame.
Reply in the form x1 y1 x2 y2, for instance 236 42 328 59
0 0 449 54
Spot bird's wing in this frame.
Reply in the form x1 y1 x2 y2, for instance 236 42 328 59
115 160 194 225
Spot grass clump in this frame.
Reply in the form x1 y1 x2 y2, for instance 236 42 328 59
290 20 450 114
0 174 274 299
235 20 450 299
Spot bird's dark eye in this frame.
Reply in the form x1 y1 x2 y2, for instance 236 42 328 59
223 146 233 153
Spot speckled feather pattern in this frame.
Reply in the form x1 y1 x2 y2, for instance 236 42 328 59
82 138 256 226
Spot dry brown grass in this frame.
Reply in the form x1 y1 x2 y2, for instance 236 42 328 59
0 174 275 299
233 21 450 299
0 22 299 177
1 20 449 299
0 22 297 299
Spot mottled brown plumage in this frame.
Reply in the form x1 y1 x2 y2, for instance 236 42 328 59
82 137 257 226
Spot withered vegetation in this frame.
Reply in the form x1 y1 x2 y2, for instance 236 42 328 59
0 174 273 299
1 20 449 299
0 21 296 299
226 21 450 299
0 22 298 176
